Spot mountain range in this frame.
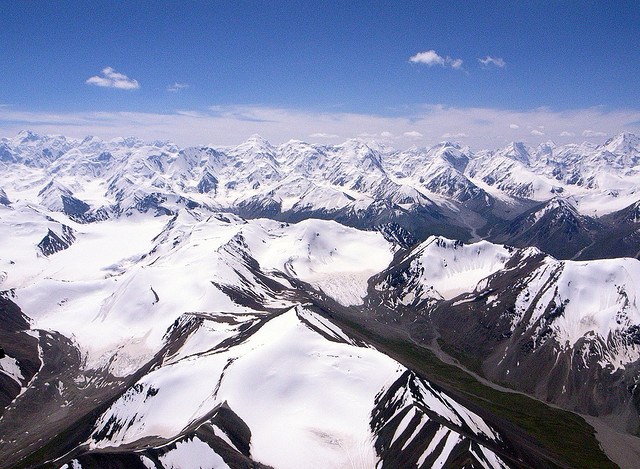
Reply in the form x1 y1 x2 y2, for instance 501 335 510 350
1 131 639 468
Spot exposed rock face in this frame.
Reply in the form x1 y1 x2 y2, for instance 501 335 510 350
0 188 9 206
3 130 640 467
37 224 76 256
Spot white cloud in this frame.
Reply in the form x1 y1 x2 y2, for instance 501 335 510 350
448 58 464 70
530 129 545 136
478 56 506 68
86 67 140 90
509 124 520 129
582 129 607 138
441 132 468 139
380 131 394 138
404 131 424 139
409 50 444 66
560 131 575 137
0 105 637 150
410 50 463 70
309 132 338 138
175 110 207 118
167 82 189 92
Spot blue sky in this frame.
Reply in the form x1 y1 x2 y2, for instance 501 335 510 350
1 1 639 148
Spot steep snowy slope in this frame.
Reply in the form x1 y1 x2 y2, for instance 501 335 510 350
82 306 512 469
239 218 394 305
489 197 604 259
466 143 564 201
374 236 512 308
389 142 486 204
2 130 639 467
373 236 640 434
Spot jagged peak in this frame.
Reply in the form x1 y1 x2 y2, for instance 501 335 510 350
434 140 463 151
278 139 320 154
529 196 580 224
244 134 273 147
280 138 308 147
501 141 532 165
15 129 41 142
12 130 70 146
108 136 145 148
537 141 557 152
81 135 100 144
422 235 464 249
332 139 384 170
231 134 276 157
429 144 470 173
603 131 640 153
338 137 373 149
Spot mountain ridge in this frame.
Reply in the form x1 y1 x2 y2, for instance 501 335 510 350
1 130 639 260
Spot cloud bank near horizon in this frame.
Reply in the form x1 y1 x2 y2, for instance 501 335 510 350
0 104 638 150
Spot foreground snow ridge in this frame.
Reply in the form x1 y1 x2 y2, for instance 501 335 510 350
88 306 509 469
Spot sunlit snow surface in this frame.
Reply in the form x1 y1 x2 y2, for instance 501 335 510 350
89 306 506 469
2 131 640 467
90 308 394 466
0 198 512 467
157 437 230 469
0 354 24 384
511 255 640 369
241 218 393 305
1 205 392 376
397 236 511 301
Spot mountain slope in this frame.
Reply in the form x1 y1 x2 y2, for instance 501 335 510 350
370 236 640 435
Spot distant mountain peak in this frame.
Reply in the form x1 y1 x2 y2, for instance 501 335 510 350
603 131 639 154
504 141 531 165
15 129 41 142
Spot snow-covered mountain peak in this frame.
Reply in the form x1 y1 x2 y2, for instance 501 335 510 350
432 144 470 173
333 139 384 169
246 133 270 143
233 134 276 154
108 136 145 149
502 141 532 165
14 129 44 143
37 179 73 198
278 140 327 174
603 131 640 154
534 141 557 160
541 195 578 213
7 131 74 167
520 197 584 230
598 132 640 170
226 135 279 171
389 236 513 301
